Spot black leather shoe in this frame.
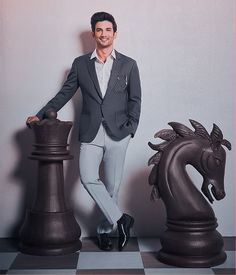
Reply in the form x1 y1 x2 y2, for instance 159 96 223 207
97 233 113 251
117 213 134 251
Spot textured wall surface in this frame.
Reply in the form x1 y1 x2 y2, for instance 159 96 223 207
0 0 235 237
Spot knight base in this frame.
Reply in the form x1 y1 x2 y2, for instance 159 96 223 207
158 220 226 267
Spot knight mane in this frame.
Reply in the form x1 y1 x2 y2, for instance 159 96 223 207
148 119 231 167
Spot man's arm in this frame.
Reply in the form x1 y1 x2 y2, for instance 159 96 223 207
26 58 79 124
127 60 141 136
26 115 40 126
36 59 79 119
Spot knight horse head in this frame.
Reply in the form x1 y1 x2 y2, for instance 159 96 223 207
195 121 232 203
148 120 231 220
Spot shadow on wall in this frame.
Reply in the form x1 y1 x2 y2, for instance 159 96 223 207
10 98 99 238
10 127 37 237
79 30 95 54
64 30 100 236
64 91 102 237
121 167 167 237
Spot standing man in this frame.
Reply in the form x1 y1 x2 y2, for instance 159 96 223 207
26 12 141 251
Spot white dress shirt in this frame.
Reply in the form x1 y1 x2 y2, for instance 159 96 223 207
90 49 116 98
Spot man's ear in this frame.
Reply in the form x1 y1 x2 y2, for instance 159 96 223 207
91 31 95 38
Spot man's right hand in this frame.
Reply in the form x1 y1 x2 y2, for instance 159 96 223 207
26 115 40 127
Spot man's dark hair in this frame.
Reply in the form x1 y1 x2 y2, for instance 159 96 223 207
91 12 117 32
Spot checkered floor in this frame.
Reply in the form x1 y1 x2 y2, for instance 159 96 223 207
0 237 235 274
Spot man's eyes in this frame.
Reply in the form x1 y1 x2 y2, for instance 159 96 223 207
96 28 113 32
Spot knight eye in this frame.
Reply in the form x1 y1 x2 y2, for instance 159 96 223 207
215 158 221 166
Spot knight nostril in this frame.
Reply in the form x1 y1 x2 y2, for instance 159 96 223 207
217 190 225 200
211 185 225 200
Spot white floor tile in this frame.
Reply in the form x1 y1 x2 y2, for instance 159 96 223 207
0 253 18 269
214 251 235 268
138 238 162 252
77 252 144 269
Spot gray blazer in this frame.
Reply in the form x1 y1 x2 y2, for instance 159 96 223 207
37 50 141 142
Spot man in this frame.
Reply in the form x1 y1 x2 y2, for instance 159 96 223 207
26 12 141 251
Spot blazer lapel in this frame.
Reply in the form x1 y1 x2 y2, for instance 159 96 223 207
87 56 103 99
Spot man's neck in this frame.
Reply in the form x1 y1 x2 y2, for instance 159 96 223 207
96 47 113 63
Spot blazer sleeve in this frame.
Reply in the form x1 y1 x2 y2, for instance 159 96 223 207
127 60 141 136
36 59 79 119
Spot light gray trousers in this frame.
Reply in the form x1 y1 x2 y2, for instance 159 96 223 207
79 125 131 234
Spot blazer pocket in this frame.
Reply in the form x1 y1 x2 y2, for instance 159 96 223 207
115 112 128 128
115 75 127 92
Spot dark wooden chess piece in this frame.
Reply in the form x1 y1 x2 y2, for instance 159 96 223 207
19 109 81 255
148 120 231 267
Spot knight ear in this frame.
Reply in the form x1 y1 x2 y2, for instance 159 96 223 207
221 139 232 150
210 124 223 142
210 123 223 150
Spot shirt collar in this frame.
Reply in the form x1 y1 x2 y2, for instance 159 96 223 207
90 49 116 62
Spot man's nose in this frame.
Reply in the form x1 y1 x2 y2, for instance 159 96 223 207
101 31 108 36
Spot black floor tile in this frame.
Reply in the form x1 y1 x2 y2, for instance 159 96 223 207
80 237 100 252
212 268 236 274
223 237 235 251
140 252 173 268
77 269 145 274
0 239 19 252
112 237 139 252
81 237 139 252
10 252 79 269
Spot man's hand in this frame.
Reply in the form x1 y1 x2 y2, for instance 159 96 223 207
26 115 40 127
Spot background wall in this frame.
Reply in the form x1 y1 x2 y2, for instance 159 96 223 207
0 0 235 237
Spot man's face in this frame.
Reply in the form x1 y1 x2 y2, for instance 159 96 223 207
92 20 117 49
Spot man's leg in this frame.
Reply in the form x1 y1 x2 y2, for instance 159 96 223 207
102 134 134 251
79 135 134 251
79 142 122 227
97 134 131 234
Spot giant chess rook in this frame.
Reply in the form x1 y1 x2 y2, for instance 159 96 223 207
19 109 81 255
